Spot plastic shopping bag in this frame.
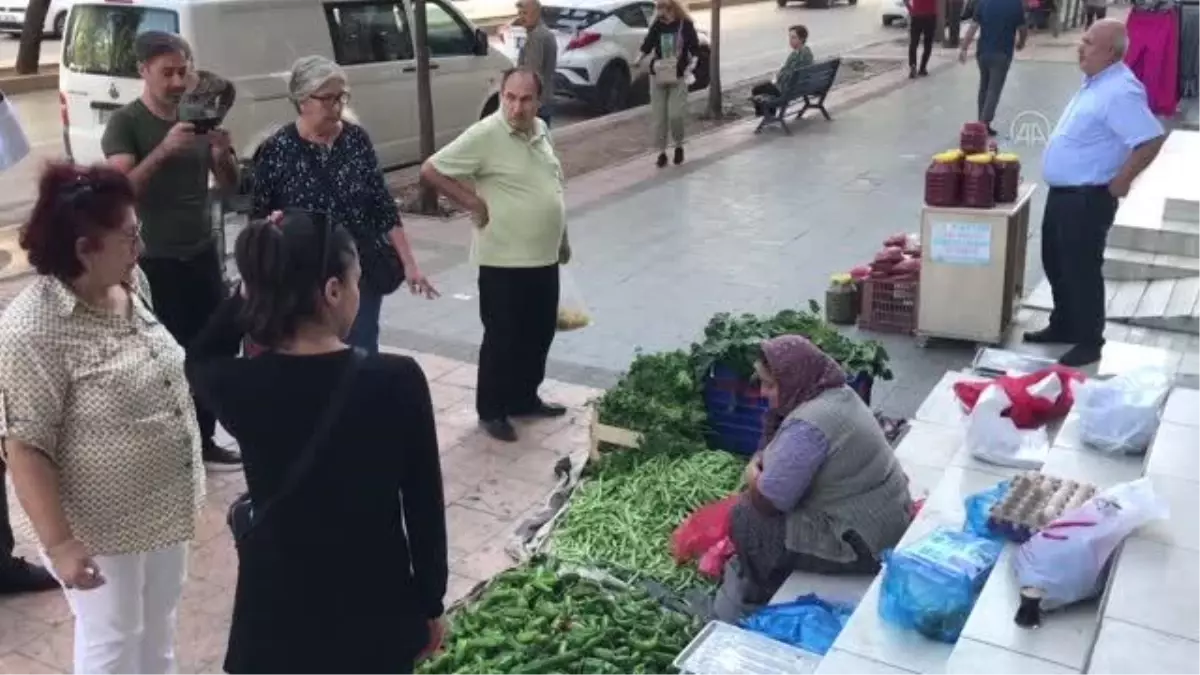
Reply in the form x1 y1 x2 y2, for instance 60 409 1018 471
671 494 739 564
965 385 1051 470
0 94 31 172
556 267 591 332
741 593 855 655
697 537 736 579
1014 477 1168 618
1075 368 1171 455
954 366 1085 429
879 528 1003 643
964 480 1011 539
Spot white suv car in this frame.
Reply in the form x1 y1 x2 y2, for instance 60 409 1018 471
0 0 73 36
496 0 710 113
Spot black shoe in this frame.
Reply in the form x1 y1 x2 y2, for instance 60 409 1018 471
986 125 999 136
203 442 243 472
1059 343 1104 368
0 557 58 595
909 66 916 79
656 153 668 168
515 402 568 419
673 147 685 165
481 418 518 442
918 67 929 77
1023 327 1071 344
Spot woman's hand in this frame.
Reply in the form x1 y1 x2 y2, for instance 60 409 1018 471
46 538 104 591
416 616 448 662
743 456 762 487
406 269 440 299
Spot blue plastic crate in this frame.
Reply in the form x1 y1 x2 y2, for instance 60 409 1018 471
703 366 875 456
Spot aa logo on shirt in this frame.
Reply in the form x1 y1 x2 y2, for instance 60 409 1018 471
1010 110 1053 146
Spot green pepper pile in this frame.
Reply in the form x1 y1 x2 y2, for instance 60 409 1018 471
550 433 745 592
418 560 699 675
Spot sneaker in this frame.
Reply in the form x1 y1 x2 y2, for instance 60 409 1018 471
480 418 518 443
656 153 668 168
1058 343 1104 368
203 442 243 472
917 67 929 77
673 147 685 165
909 66 917 79
986 125 999 136
0 557 58 595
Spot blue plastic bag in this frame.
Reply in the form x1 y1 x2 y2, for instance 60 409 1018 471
878 528 1004 643
964 480 1010 539
741 593 855 655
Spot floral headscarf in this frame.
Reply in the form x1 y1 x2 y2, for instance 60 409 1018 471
758 335 846 450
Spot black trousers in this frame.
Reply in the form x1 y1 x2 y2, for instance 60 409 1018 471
751 82 781 116
909 15 936 71
476 265 559 421
1041 186 1118 346
140 242 228 445
1 460 13 558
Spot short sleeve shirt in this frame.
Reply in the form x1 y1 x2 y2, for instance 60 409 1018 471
429 113 566 268
0 270 204 556
974 0 1027 58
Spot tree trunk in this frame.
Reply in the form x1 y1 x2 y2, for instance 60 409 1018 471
704 0 723 118
14 0 51 75
412 0 440 214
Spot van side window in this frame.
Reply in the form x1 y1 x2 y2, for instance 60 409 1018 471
425 0 476 56
325 1 415 65
615 4 648 28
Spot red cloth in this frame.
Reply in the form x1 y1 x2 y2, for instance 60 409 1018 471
953 366 1085 429
909 0 937 16
1125 8 1180 117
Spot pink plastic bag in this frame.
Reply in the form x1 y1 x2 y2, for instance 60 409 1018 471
698 537 737 579
672 494 739 564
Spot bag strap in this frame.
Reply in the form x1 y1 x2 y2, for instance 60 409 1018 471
247 347 365 530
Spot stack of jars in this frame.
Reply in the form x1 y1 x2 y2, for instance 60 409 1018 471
925 149 964 206
960 122 990 155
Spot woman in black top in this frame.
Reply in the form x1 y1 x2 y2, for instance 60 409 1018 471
635 0 701 168
186 211 448 674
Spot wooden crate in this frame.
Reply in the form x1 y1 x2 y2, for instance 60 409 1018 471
588 406 643 460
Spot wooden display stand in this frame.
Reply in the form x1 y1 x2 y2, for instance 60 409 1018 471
916 183 1037 346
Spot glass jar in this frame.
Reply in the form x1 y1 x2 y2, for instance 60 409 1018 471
960 122 989 155
925 151 963 207
994 152 1021 203
962 153 996 208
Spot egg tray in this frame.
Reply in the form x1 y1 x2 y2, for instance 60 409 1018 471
987 471 1097 542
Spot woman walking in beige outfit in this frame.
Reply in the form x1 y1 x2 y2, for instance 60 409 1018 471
635 0 701 168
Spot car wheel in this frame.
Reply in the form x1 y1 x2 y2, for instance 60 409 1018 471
52 11 66 37
595 64 630 114
777 0 789 6
882 15 892 24
805 0 832 7
848 0 858 5
689 45 711 91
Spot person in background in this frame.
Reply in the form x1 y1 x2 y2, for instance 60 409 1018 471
959 0 1027 136
187 210 448 674
907 0 937 78
1084 0 1107 27
1026 19 1164 367
252 56 437 355
421 69 570 444
750 25 814 116
0 163 203 674
0 88 58 597
516 0 558 125
634 0 701 168
713 335 912 622
101 31 242 471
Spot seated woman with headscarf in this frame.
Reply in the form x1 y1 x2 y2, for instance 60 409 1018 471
713 335 913 622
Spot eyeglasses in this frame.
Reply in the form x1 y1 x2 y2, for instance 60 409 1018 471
310 92 351 106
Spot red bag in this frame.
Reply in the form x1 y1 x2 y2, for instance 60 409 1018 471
671 494 739 564
953 366 1086 429
698 537 737 579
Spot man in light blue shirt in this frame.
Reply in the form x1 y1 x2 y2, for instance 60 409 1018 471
1028 19 1165 367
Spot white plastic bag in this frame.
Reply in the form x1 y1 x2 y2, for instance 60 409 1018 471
0 94 31 172
1015 477 1169 611
1076 368 1171 455
556 267 591 332
965 384 1051 470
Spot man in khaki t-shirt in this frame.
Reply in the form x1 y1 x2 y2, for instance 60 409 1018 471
421 68 570 443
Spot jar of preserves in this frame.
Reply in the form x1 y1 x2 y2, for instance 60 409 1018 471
960 122 989 155
988 140 999 154
994 152 1021 203
925 150 963 207
962 153 996 208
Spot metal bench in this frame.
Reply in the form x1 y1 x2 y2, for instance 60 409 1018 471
753 57 842 135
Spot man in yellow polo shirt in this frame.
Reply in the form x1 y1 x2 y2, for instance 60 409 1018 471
421 68 570 442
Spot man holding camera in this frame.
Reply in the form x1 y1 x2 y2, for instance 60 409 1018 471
103 31 242 471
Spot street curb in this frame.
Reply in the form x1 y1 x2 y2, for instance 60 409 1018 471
0 65 58 95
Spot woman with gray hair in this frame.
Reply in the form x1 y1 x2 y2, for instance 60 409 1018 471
251 55 437 354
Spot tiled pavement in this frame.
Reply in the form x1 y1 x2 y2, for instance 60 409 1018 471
0 350 599 674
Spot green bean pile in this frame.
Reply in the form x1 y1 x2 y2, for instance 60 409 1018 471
551 442 746 592
418 561 700 674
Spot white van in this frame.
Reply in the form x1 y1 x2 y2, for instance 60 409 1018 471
58 0 514 172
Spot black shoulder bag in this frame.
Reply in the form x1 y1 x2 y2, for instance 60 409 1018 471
226 348 364 547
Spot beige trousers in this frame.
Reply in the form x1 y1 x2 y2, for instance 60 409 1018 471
650 81 688 151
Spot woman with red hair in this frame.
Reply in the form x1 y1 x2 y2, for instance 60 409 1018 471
0 162 203 674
